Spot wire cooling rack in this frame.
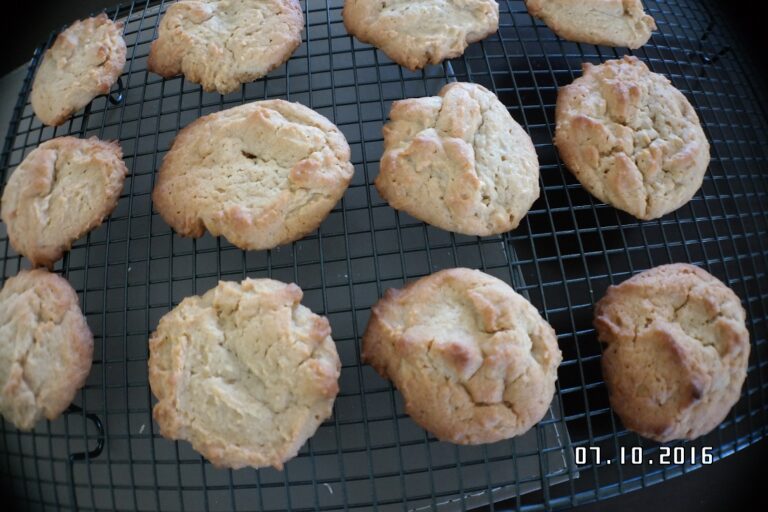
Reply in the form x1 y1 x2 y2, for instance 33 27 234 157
1 0 767 510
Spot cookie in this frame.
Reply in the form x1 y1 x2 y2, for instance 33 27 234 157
0 269 93 431
595 264 750 442
363 268 561 444
152 100 354 251
1 136 129 268
148 0 304 94
31 13 126 126
555 56 710 220
525 0 656 49
343 0 499 70
148 278 340 469
375 82 539 236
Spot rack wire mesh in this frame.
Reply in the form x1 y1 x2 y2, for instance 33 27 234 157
1 0 767 510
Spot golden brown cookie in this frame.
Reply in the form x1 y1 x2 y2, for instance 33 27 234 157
375 82 540 236
595 264 750 442
555 56 710 220
1 136 129 267
152 100 354 251
0 269 93 431
526 0 656 49
31 13 126 126
363 268 562 444
343 0 499 70
148 0 304 94
148 278 340 470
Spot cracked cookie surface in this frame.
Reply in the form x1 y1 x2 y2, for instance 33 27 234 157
362 268 561 444
555 56 710 220
152 100 354 251
148 0 304 94
0 269 93 431
525 0 655 49
343 0 498 70
1 136 129 267
31 13 126 126
375 82 540 236
595 263 750 442
148 278 341 469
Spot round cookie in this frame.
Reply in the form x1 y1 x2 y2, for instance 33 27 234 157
148 0 304 94
595 264 750 442
555 56 710 220
148 278 340 469
363 268 562 444
152 100 354 251
343 0 499 70
1 136 129 268
525 0 656 49
375 82 540 236
0 269 93 431
31 13 126 126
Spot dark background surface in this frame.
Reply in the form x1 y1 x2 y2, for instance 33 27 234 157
1 1 767 511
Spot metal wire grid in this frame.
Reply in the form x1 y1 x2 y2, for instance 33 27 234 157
0 0 766 510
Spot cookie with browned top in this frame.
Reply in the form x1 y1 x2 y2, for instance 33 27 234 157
31 13 126 126
363 268 561 444
343 0 499 70
595 264 750 442
375 82 540 236
148 278 340 469
555 56 710 220
526 0 656 49
0 269 93 431
152 100 354 251
148 0 304 94
1 136 128 268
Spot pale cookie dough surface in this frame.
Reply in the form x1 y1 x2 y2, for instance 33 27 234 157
555 56 710 220
0 269 93 431
595 264 750 442
31 13 126 126
526 0 656 49
1 136 129 268
148 278 341 469
363 268 562 444
343 0 499 70
148 0 304 94
152 100 354 251
375 82 540 236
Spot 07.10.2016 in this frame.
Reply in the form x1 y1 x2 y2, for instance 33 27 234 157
575 445 714 466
